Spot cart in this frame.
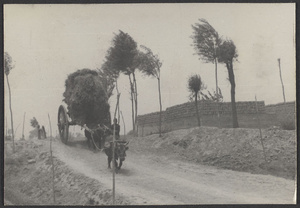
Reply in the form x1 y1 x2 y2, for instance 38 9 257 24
57 104 112 145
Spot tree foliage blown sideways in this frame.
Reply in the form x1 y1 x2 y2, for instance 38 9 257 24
105 30 139 75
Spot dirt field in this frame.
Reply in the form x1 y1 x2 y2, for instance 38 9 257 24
130 126 296 179
4 126 296 205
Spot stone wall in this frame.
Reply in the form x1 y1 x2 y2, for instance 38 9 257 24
137 100 271 136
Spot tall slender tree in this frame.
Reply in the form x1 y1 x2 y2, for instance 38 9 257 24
105 30 140 133
139 45 163 137
218 39 239 128
191 19 222 125
188 74 205 127
4 52 15 152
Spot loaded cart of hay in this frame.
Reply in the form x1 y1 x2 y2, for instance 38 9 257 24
57 69 126 151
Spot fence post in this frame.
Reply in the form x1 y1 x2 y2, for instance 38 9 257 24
277 58 286 104
255 96 267 162
112 93 120 205
22 112 26 140
48 113 56 204
5 116 7 156
120 111 126 137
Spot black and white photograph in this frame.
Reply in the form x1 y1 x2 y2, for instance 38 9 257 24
3 3 296 205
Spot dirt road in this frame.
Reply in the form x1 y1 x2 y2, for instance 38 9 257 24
51 138 295 205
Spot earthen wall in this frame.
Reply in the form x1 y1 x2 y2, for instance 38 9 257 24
137 101 295 136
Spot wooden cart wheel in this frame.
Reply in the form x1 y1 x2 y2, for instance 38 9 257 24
57 105 69 144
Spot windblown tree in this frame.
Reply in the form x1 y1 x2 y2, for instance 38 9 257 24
105 30 140 133
191 19 222 123
218 39 239 128
139 45 163 137
98 60 121 120
98 61 119 100
188 74 205 127
4 52 15 152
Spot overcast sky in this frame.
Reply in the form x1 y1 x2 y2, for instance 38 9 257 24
4 3 295 138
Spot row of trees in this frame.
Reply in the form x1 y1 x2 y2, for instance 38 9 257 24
191 19 239 128
4 18 289 147
98 18 240 135
99 31 163 136
101 19 240 133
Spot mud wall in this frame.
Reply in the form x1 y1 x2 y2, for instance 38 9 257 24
265 101 295 117
165 100 265 119
137 101 295 136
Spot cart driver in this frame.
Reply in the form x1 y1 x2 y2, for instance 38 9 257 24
111 118 120 140
104 118 120 149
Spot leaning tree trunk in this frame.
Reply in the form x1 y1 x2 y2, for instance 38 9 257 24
214 58 220 127
114 80 121 122
132 72 138 133
195 92 201 127
227 62 239 128
6 74 15 152
158 77 162 137
128 75 135 133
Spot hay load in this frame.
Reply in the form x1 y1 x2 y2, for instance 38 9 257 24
63 68 111 128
